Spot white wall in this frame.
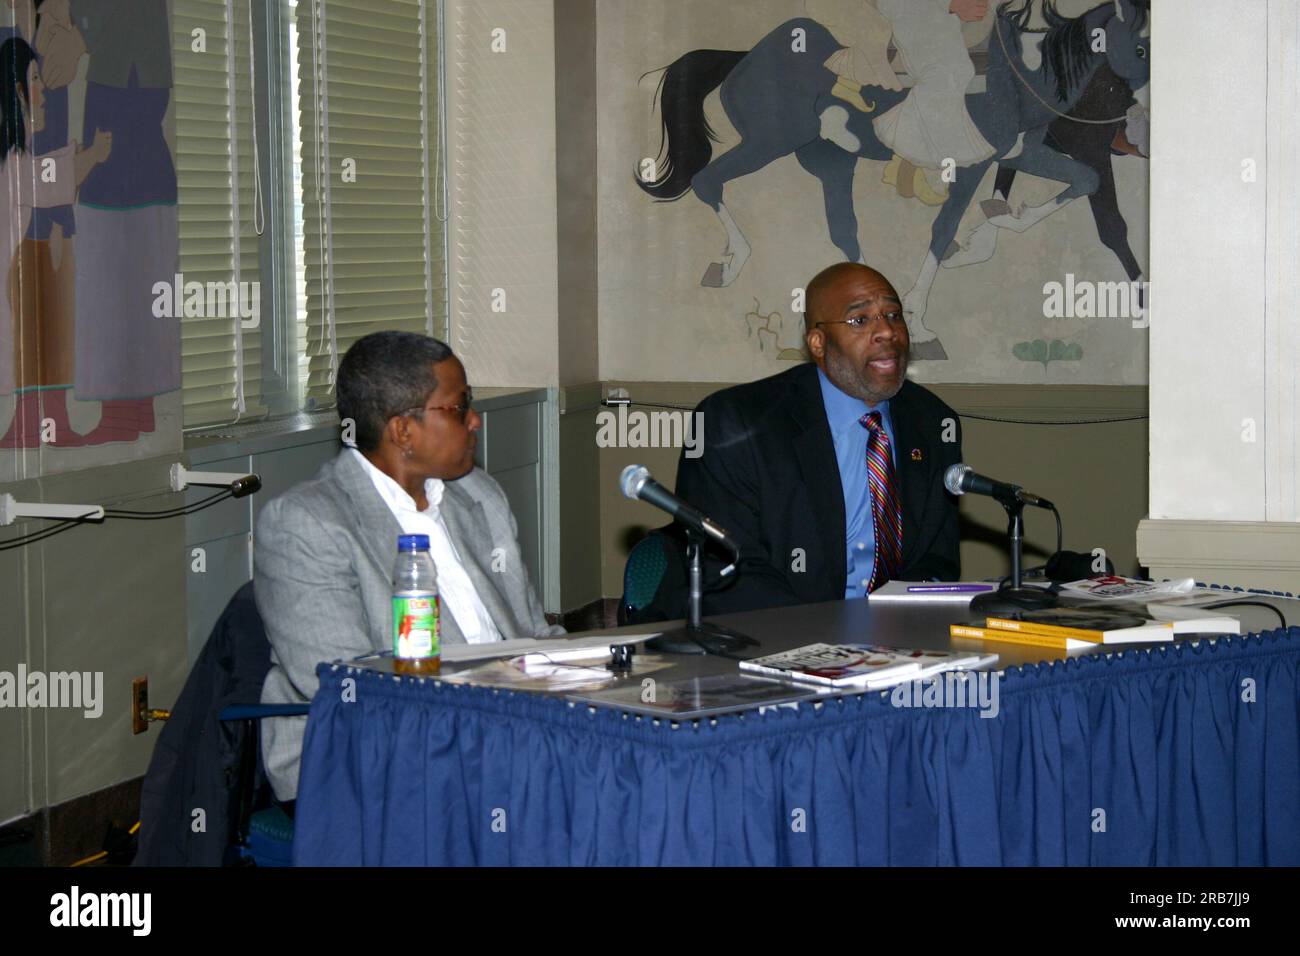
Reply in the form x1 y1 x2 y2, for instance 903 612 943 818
1148 0 1298 523
1141 0 1300 589
447 0 560 387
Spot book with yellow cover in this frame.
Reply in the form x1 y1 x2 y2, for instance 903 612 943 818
986 601 1241 643
949 622 1101 650
953 600 1241 648
984 608 1174 644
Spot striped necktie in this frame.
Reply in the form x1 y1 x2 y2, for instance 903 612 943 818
860 411 902 592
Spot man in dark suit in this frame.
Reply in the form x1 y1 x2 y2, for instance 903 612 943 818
645 262 962 618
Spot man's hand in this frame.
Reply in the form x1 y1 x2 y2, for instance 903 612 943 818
39 26 87 90
949 0 989 23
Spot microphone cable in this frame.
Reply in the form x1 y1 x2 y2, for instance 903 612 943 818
0 488 237 552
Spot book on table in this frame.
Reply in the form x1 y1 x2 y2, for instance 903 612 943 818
1057 575 1201 602
737 643 998 690
950 621 1109 650
950 599 1241 649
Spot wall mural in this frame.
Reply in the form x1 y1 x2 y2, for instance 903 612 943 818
0 0 178 476
607 0 1150 384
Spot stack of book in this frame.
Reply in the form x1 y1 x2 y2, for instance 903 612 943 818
950 581 1242 649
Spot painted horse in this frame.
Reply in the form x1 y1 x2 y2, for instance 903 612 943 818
637 0 1150 358
965 60 1148 298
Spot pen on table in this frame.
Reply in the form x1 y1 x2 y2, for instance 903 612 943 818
906 584 995 593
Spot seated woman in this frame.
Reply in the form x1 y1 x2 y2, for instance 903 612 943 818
257 331 563 802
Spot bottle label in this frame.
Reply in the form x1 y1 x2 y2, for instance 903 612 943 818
393 593 440 660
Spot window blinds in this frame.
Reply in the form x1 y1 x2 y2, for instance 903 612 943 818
173 0 266 427
295 0 446 409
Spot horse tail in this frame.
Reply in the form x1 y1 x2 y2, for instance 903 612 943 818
637 49 745 201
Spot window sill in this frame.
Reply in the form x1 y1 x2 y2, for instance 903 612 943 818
183 387 550 464
184 411 341 464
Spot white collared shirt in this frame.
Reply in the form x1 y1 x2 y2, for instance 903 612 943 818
351 449 503 644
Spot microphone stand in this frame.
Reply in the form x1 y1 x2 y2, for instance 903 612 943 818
644 530 757 656
969 494 1059 617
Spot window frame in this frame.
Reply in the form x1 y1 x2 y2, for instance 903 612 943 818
180 0 449 432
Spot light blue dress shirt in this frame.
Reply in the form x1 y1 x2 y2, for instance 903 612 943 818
817 367 896 599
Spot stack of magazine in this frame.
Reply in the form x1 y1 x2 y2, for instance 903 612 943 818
737 643 997 690
570 645 1000 719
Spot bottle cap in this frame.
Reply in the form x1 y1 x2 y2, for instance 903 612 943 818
398 534 431 552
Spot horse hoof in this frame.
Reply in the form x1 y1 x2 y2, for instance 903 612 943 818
909 338 949 361
701 262 725 287
980 198 1011 219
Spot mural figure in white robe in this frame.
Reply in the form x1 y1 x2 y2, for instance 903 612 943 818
808 0 998 206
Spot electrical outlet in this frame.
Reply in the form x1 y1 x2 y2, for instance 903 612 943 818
132 677 148 735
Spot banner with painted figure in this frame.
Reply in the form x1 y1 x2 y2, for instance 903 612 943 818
609 0 1149 384
0 0 179 477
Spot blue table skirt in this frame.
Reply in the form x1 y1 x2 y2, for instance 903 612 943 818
293 629 1300 866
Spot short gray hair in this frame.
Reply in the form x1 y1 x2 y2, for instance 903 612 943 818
337 331 454 452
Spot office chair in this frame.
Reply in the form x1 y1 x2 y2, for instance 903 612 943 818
619 531 671 625
219 702 309 866
136 581 307 867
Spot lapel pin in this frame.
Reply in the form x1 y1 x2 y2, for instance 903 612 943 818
910 448 923 461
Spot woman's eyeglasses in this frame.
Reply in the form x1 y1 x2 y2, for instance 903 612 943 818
404 387 474 424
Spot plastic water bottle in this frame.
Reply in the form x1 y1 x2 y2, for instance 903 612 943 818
392 534 440 674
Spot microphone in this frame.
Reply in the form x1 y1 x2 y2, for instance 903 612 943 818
621 465 758 654
944 463 1054 510
619 465 740 561
231 475 262 499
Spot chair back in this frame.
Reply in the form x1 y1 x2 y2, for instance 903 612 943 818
619 532 670 625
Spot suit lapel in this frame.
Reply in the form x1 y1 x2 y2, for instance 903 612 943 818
888 383 929 570
439 482 523 639
332 449 406 583
788 365 847 584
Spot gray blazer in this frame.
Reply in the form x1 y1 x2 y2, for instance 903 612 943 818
256 448 564 800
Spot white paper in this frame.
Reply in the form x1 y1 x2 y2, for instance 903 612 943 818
439 631 658 664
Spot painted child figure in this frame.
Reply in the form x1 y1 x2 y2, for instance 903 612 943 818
0 34 110 449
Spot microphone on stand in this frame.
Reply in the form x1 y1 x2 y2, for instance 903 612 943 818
618 465 755 656
944 463 1059 615
620 465 738 576
944 464 1054 511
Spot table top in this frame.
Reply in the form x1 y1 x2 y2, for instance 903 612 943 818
353 589 1300 688
589 591 1295 678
